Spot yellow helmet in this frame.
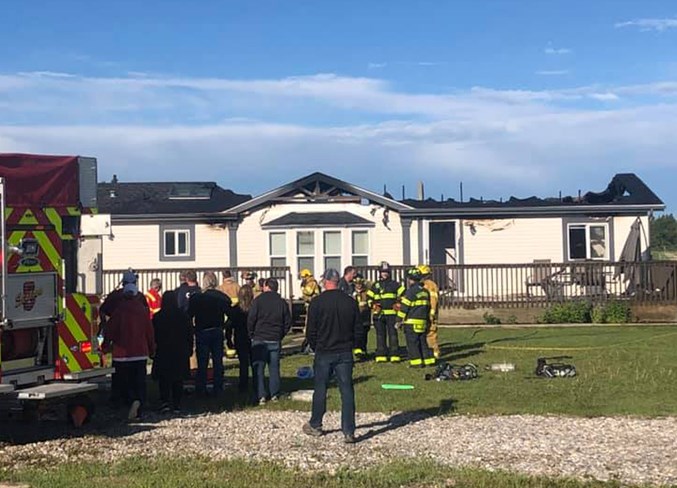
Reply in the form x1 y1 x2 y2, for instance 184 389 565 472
300 268 313 278
418 264 431 276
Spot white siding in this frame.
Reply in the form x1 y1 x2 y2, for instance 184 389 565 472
237 200 403 277
103 222 229 270
613 215 650 260
461 217 563 265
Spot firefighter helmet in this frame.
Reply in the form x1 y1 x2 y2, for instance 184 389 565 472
407 267 423 281
418 264 431 276
242 271 257 281
353 273 365 285
378 261 391 273
299 268 313 278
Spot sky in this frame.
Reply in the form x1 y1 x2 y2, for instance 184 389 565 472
1 0 676 211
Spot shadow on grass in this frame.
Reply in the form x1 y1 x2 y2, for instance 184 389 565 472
438 329 543 362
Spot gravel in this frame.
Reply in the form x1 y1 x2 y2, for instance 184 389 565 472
0 410 675 486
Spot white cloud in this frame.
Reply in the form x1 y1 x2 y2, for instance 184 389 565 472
535 70 570 76
367 62 387 69
0 70 676 201
544 47 571 55
615 18 677 31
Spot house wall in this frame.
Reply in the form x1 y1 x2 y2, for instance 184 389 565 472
102 222 230 270
460 217 564 265
236 199 403 277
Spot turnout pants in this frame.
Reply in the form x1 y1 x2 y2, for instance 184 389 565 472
426 322 440 358
374 314 400 361
355 318 371 354
404 325 435 367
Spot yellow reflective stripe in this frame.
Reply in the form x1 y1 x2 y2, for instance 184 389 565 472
404 318 427 325
412 300 429 306
410 358 423 366
400 297 412 306
59 337 82 373
67 206 81 216
397 286 405 295
382 310 398 315
424 358 436 365
18 209 39 225
379 293 397 299
44 208 63 237
33 231 61 272
397 311 406 318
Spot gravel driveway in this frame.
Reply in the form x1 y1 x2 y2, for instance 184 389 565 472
1 410 675 486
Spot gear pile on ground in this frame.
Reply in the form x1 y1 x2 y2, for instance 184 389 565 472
0 410 675 486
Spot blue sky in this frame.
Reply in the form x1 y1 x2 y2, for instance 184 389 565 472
1 0 676 210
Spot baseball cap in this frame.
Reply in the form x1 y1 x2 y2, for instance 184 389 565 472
123 282 138 295
122 269 137 284
321 268 340 282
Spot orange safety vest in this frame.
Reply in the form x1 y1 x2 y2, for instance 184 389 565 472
145 288 162 318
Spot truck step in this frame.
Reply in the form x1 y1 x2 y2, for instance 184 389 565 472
0 384 15 394
62 367 114 381
17 382 97 401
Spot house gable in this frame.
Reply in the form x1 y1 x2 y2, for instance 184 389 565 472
226 172 412 216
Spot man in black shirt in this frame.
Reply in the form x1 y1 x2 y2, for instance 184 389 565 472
178 270 201 313
338 266 357 296
188 271 231 396
247 278 292 404
303 268 362 443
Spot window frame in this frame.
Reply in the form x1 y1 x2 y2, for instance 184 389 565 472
351 230 369 267
566 222 609 261
323 231 342 272
269 231 287 268
296 230 316 275
159 224 195 262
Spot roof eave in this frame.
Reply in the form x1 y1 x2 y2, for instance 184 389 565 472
111 212 239 224
400 203 665 218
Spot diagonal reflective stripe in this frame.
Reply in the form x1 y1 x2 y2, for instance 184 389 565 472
33 231 61 272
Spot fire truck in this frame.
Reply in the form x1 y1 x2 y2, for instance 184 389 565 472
0 153 112 423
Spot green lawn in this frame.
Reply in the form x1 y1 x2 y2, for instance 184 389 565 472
2 457 649 488
265 325 677 417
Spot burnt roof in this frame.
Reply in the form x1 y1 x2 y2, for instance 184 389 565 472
401 173 664 210
98 182 251 216
262 211 374 228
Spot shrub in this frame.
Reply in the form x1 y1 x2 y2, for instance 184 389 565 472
540 301 592 324
482 312 501 325
591 301 631 324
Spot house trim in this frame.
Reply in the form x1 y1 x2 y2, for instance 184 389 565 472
159 223 196 262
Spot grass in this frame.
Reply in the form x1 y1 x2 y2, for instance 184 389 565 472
264 325 677 417
1 456 653 488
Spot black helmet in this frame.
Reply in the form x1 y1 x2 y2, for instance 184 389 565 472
378 261 391 273
407 267 423 281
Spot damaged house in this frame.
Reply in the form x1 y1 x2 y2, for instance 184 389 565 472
90 172 665 303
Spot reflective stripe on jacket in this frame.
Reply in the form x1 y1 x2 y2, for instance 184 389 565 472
145 289 162 318
397 283 430 333
368 279 405 316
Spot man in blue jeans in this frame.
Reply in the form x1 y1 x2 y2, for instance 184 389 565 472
188 271 232 396
303 268 362 443
247 278 292 405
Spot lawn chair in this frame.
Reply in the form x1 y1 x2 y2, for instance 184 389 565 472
526 260 565 299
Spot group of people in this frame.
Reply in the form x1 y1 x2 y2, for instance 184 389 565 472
99 262 439 443
299 262 441 367
100 268 291 420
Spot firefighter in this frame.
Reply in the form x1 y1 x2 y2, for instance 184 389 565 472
398 268 435 368
242 271 262 297
145 278 163 319
418 264 441 359
367 261 405 363
300 268 321 304
352 273 371 361
300 268 321 354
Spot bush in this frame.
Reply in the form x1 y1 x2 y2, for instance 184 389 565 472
540 301 592 324
482 312 501 325
591 301 631 324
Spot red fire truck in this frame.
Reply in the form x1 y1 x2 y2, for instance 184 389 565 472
0 153 112 422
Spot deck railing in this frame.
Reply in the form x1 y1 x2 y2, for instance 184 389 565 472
103 261 677 309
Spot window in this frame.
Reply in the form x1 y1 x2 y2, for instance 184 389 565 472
269 232 286 267
164 230 189 257
568 224 608 260
323 231 341 271
297 231 315 275
159 225 195 261
352 231 369 267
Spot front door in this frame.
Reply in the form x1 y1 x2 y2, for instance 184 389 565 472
429 222 456 265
